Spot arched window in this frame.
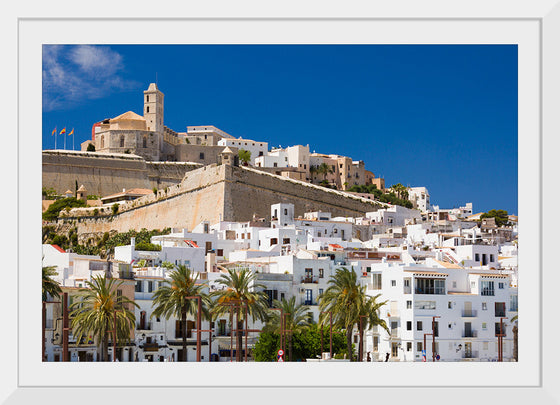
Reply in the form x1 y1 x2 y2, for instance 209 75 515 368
146 106 149 113
120 136 125 148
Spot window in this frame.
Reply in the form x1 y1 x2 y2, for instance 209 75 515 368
199 152 205 160
415 278 445 295
147 281 153 293
498 282 504 289
495 302 506 317
453 281 457 288
407 342 412 352
470 281 476 289
510 294 518 311
282 238 290 244
120 136 125 148
448 301 452 309
391 280 396 287
305 289 313 305
475 253 480 262
482 322 487 330
116 289 123 308
481 281 495 296
371 274 382 290
406 321 412 331
490 254 495 262
135 280 143 292
373 336 379 352
143 137 147 148
417 342 423 352
305 268 313 279
417 321 423 331
146 106 150 113
482 302 487 310
415 301 436 310
270 238 278 245
146 95 149 102
217 249 224 256
406 300 412 309
319 269 324 278
495 323 505 336
319 288 323 296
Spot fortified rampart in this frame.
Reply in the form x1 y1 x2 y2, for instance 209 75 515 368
65 164 382 239
42 150 201 196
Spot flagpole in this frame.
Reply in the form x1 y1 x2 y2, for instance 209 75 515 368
64 131 66 150
54 130 57 150
73 132 75 151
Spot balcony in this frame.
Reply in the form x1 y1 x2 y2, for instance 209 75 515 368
136 321 152 331
462 330 478 338
390 329 399 338
461 310 478 317
495 311 506 318
142 342 160 352
301 276 318 284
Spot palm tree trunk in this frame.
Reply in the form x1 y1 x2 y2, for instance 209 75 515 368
288 333 292 362
346 328 353 362
181 310 187 362
237 318 244 362
358 327 364 362
102 333 108 362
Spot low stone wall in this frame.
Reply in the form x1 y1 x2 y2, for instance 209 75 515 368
42 151 201 196
67 164 381 238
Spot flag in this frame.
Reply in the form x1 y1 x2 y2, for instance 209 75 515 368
52 128 56 136
69 128 74 136
60 128 66 135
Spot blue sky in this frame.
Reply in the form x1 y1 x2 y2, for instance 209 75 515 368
42 44 518 214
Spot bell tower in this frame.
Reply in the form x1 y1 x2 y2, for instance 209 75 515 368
143 83 164 133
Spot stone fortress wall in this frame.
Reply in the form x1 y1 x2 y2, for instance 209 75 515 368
63 163 382 239
43 150 202 196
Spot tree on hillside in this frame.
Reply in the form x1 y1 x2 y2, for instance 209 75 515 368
390 183 409 200
42 197 87 221
317 163 334 183
238 149 251 166
480 209 509 227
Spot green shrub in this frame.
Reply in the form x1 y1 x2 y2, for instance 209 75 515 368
111 203 119 215
42 197 87 221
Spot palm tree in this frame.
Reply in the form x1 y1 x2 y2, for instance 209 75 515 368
264 297 312 361
42 265 61 301
151 265 211 362
357 293 390 362
211 267 269 362
70 274 138 361
317 162 334 182
390 183 409 200
319 267 388 361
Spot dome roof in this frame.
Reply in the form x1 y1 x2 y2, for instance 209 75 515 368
111 111 146 122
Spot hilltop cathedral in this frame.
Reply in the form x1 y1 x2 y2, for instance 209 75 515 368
80 83 238 164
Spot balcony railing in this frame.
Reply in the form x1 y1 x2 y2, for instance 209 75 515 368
414 288 445 295
461 310 478 317
142 342 160 352
462 330 478 338
301 276 318 284
390 329 399 337
495 311 506 317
